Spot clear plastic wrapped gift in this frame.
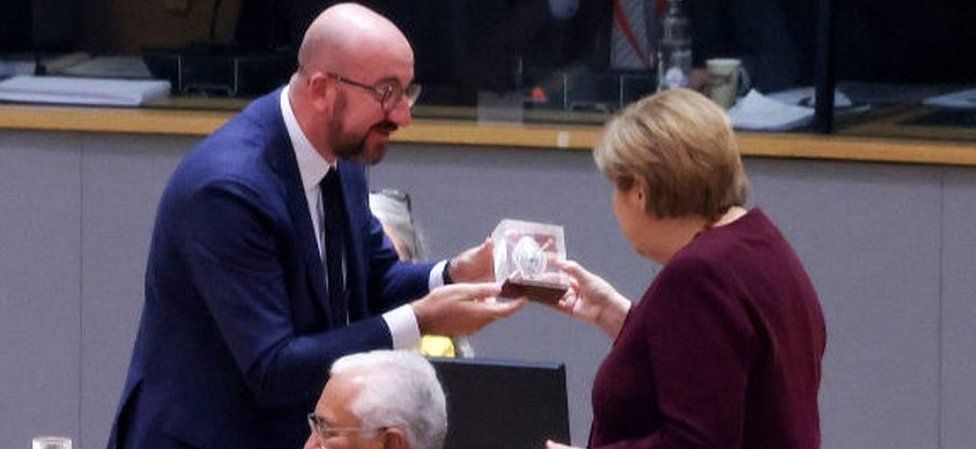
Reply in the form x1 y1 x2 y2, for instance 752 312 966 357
491 219 569 303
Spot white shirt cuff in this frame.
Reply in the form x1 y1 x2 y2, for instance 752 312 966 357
428 259 448 289
383 304 421 349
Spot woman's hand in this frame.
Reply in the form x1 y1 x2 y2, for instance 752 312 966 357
553 259 631 339
545 440 582 449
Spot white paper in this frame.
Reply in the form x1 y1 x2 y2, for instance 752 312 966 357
60 56 152 79
0 75 169 106
728 89 814 131
0 60 38 78
923 87 976 110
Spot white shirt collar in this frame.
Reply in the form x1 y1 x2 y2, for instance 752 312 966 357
280 85 334 190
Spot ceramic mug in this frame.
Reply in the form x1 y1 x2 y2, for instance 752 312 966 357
705 58 750 109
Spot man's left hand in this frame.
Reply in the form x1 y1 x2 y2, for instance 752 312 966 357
449 237 494 283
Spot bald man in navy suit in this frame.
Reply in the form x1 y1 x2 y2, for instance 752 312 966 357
107 4 523 449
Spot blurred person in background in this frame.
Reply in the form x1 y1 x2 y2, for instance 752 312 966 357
370 189 475 358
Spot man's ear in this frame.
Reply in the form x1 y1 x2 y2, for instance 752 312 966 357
307 72 335 112
381 427 409 449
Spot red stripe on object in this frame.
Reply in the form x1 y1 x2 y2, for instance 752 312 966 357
612 0 651 67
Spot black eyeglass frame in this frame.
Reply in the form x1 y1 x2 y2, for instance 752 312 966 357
326 72 421 112
307 413 388 440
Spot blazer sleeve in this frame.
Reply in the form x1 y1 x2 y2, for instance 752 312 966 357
181 179 394 409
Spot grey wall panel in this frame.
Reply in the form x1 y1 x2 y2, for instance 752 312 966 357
3 131 975 449
370 144 646 445
79 135 193 449
941 167 976 449
372 147 951 449
0 132 83 448
747 159 943 449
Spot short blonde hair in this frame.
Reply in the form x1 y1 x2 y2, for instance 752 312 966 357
594 88 749 222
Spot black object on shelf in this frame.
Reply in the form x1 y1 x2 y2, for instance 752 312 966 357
141 0 293 97
142 44 294 97
429 358 571 449
906 110 976 128
812 0 836 134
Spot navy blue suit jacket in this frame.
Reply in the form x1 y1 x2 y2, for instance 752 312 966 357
108 89 434 449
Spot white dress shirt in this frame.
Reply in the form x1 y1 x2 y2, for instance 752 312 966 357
279 87 446 349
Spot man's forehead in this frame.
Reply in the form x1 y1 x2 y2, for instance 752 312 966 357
348 49 414 86
317 376 361 424
322 371 368 404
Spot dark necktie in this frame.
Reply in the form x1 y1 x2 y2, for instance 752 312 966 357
320 169 347 325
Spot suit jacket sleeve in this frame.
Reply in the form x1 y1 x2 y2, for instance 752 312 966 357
364 210 435 315
181 178 402 409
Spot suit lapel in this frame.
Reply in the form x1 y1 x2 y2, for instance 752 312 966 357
286 163 329 313
261 92 329 315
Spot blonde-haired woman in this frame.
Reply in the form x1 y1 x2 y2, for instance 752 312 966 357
548 89 826 449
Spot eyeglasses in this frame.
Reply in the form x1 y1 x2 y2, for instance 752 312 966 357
307 413 387 440
327 72 422 112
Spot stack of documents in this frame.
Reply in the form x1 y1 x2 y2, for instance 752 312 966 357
728 89 814 131
0 75 170 107
923 87 976 110
59 56 152 79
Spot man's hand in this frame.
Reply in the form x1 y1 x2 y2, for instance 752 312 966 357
448 238 495 283
411 283 525 336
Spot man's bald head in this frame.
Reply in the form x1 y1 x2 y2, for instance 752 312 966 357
287 3 415 166
297 3 413 75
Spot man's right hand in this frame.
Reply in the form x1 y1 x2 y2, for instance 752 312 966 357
411 283 525 336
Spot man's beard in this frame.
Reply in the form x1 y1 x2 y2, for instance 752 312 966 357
361 120 398 165
329 92 364 161
329 92 398 164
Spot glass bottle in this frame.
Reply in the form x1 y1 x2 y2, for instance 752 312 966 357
657 0 692 91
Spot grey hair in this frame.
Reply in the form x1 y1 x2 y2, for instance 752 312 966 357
369 192 426 260
331 350 447 449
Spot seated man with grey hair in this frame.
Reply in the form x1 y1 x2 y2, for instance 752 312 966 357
304 350 447 449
